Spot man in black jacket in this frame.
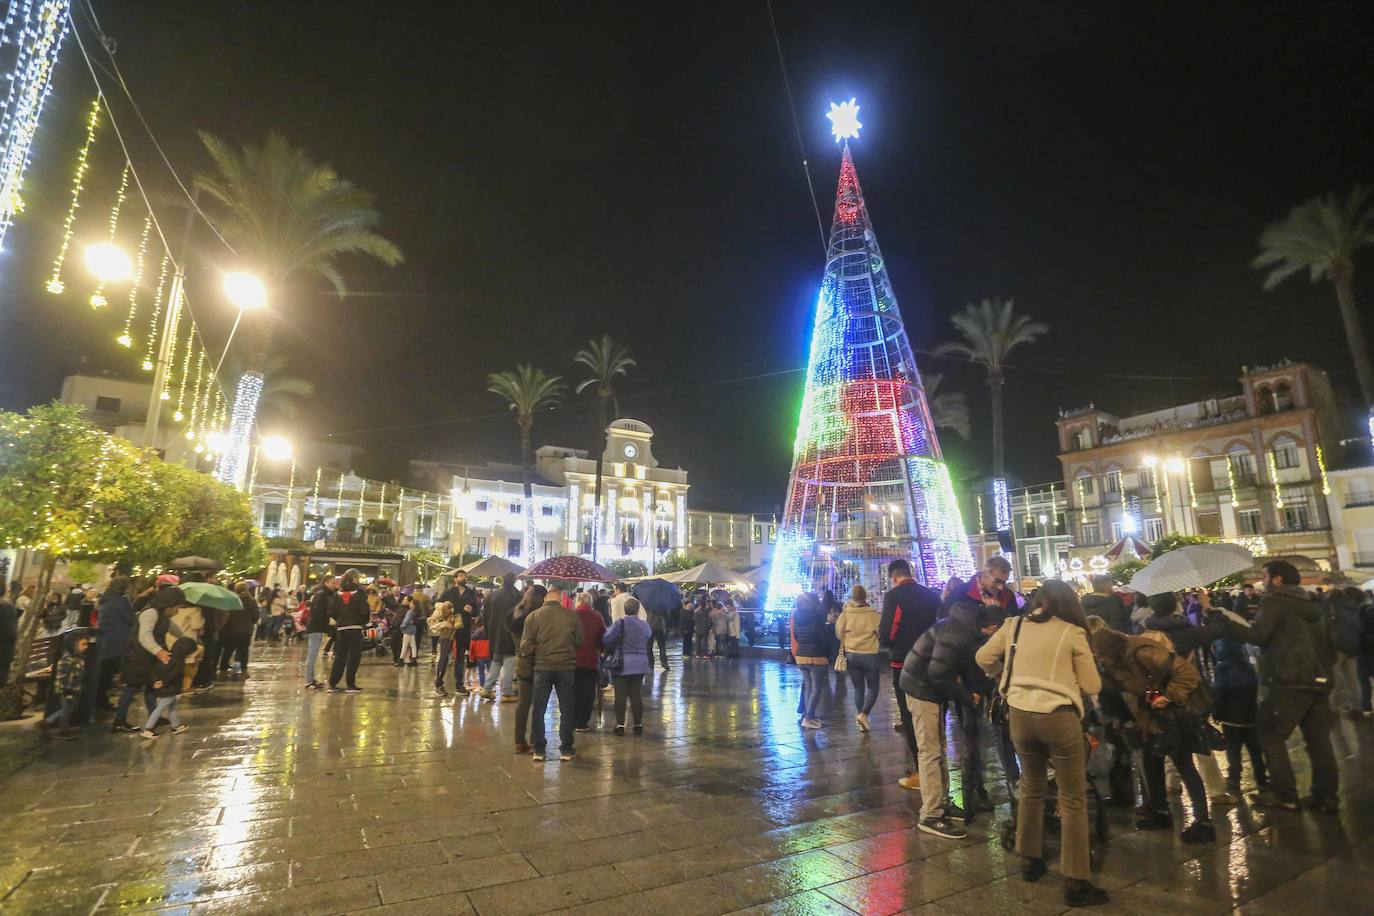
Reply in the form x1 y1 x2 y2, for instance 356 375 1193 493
1081 576 1130 633
304 575 339 690
1248 560 1339 813
900 603 998 839
878 558 942 790
479 577 521 701
328 569 369 693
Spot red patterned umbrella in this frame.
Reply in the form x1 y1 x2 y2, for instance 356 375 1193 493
522 556 615 583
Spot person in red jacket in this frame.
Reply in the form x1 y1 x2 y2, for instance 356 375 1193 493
572 592 606 730
878 558 942 789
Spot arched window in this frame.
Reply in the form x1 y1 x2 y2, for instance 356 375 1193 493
1273 381 1294 411
1256 385 1275 415
1070 428 1089 451
1272 435 1301 471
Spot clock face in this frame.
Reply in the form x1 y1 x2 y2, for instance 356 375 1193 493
622 443 638 459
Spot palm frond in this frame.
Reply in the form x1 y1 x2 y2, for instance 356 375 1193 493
923 373 971 439
938 298 1047 374
1253 185 1374 290
487 365 566 421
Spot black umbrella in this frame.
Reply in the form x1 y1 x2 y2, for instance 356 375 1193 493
632 578 681 613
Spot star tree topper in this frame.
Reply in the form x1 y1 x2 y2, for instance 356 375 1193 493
826 98 862 142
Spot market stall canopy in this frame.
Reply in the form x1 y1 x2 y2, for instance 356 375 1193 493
1103 536 1153 561
659 562 753 590
741 562 770 586
169 556 222 571
1128 544 1254 596
178 582 243 612
460 555 526 581
523 555 615 583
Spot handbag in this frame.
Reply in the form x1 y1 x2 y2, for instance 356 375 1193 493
989 615 1024 725
603 626 626 675
1141 649 1227 756
834 646 848 673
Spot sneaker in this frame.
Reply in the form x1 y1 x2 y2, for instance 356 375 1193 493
943 803 970 824
918 816 966 839
304 682 322 690
1180 820 1216 844
1251 788 1299 811
345 687 363 693
532 750 546 761
433 686 448 697
801 718 823 729
110 720 133 734
574 726 592 732
479 689 495 700
559 751 577 761
139 729 158 739
327 686 341 693
1064 879 1109 907
57 728 80 741
855 712 870 732
1022 857 1047 883
898 774 921 791
614 725 625 736
632 724 642 735
514 742 531 754
1209 791 1240 806
170 724 189 735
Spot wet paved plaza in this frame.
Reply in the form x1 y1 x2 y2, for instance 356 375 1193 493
1 642 1372 915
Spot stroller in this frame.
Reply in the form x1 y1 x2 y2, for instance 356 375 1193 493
996 715 1110 859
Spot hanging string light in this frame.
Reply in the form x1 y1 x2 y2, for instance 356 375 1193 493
247 446 260 492
334 472 345 523
1266 451 1284 509
89 161 130 309
310 467 322 516
376 483 387 519
285 459 297 526
1226 456 1239 508
172 320 195 422
185 348 205 441
45 95 100 293
116 212 153 347
359 480 369 519
1315 445 1331 496
1186 460 1198 508
140 254 170 370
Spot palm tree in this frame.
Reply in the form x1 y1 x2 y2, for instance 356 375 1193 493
223 352 315 423
1253 185 1374 404
934 298 1047 481
923 372 971 440
192 131 402 486
573 335 635 560
487 365 565 564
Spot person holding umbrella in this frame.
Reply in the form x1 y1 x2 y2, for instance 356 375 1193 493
112 587 194 733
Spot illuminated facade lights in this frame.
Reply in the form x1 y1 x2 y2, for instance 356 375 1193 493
1315 444 1331 496
0 0 73 251
89 161 130 308
767 134 974 610
215 371 264 488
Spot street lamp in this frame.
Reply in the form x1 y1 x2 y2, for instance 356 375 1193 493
261 435 292 462
83 242 133 282
223 271 267 311
1165 457 1185 473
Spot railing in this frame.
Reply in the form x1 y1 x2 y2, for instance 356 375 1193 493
1344 496 1374 509
1353 553 1374 567
259 525 442 552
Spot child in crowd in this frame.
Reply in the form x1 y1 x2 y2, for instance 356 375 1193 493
40 631 89 740
141 637 197 739
469 621 491 688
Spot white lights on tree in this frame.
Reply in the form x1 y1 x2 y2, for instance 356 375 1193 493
826 97 862 143
992 477 1011 531
0 0 73 251
216 371 263 488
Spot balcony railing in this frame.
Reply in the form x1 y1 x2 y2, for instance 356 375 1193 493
1354 553 1374 567
259 524 442 552
1345 496 1374 509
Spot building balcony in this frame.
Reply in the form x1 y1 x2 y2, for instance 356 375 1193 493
1353 552 1374 568
260 524 443 553
1344 496 1374 509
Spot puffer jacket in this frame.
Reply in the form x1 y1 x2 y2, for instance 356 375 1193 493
835 600 880 655
899 603 983 707
1328 592 1363 658
1141 612 1226 659
518 600 584 671
790 594 828 661
307 585 340 634
1082 592 1130 632
1248 585 1333 690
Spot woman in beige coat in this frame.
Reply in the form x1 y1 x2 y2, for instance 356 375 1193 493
835 584 882 731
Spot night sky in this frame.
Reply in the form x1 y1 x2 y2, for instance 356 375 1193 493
2 1 1373 510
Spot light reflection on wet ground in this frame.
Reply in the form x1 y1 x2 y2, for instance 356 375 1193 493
0 641 1370 914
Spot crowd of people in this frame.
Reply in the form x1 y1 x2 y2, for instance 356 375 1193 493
789 555 1373 908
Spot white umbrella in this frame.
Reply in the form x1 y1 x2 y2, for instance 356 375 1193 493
287 563 301 592
460 555 526 581
265 560 280 589
1128 544 1255 596
1360 578 1374 592
661 562 753 590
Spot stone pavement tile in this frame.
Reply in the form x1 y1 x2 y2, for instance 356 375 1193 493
53 812 162 842
919 839 1021 882
706 849 867 909
653 813 776 851
1237 852 1374 914
827 803 925 838
726 889 861 915
557 875 746 916
612 841 762 891
823 829 955 872
1092 879 1238 916
183 876 381 916
375 851 538 905
348 893 476 915
931 873 1069 916
96 862 288 910
522 830 666 876
463 863 639 916
26 849 210 888
292 839 449 885
128 818 292 858
735 818 871 861
2 879 112 915
365 814 501 848
1127 839 1330 906
207 830 368 870
816 861 982 915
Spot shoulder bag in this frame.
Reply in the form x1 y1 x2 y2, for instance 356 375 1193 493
988 616 1024 725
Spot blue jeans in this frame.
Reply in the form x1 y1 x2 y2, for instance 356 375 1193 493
304 632 324 684
484 655 516 694
531 669 576 755
143 695 181 731
845 652 880 715
800 662 829 719
45 697 79 729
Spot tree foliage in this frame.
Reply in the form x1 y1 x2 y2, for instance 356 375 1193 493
1109 557 1147 587
653 551 699 574
604 558 648 579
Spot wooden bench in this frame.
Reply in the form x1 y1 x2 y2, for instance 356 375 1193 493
19 634 59 708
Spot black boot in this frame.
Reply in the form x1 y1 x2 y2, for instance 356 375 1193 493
1022 857 1047 883
1064 879 1109 907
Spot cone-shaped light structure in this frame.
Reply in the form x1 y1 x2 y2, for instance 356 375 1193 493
766 141 975 609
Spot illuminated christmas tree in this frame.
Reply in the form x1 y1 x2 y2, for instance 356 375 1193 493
766 101 975 609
